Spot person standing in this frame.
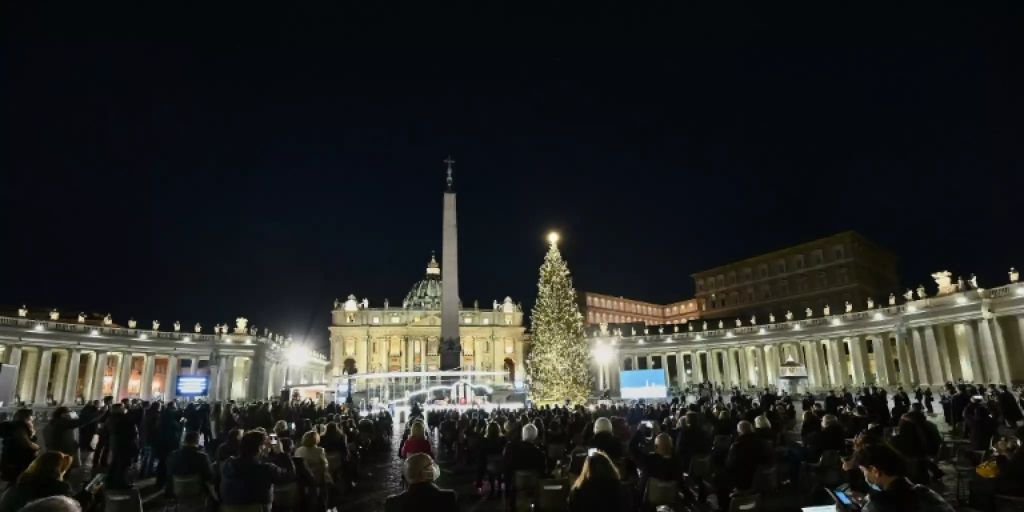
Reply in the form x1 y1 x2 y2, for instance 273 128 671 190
78 400 101 452
105 404 139 489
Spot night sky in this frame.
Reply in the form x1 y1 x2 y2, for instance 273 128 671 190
4 4 1021 349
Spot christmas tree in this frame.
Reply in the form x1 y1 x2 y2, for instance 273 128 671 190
526 233 591 404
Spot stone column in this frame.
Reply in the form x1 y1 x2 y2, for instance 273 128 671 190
825 339 844 387
5 346 21 366
911 327 931 386
80 352 97 402
50 351 69 403
763 346 778 387
223 356 236 400
922 326 946 385
140 355 156 400
92 352 109 400
989 318 1013 385
164 356 178 400
677 351 687 386
63 350 82 405
976 319 1004 384
848 337 869 385
957 322 984 383
693 352 705 383
722 349 735 387
895 329 914 386
116 353 133 400
873 335 895 386
34 349 54 405
17 349 39 403
736 348 749 388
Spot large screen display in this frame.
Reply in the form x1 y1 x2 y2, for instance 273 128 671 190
619 369 668 399
176 376 209 396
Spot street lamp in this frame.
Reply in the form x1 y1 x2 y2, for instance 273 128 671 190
593 343 614 392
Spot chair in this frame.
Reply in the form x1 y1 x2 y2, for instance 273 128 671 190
546 443 567 461
171 475 208 512
995 494 1024 512
954 449 980 504
728 492 760 512
750 465 778 494
104 488 143 512
537 479 569 512
273 482 300 512
686 455 715 500
222 506 265 512
645 477 679 507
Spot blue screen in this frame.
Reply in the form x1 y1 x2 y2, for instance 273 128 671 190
176 376 209 396
619 369 668 399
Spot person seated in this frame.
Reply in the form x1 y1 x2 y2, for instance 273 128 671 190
724 421 769 492
807 414 846 460
219 430 296 510
399 421 432 459
0 451 94 512
215 429 243 463
568 450 624 512
589 417 624 460
994 436 1024 497
166 431 214 498
857 443 954 511
385 453 457 512
629 426 681 486
21 496 83 512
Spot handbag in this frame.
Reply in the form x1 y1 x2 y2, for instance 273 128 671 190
975 459 999 478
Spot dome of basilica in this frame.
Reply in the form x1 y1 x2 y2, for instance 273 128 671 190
403 253 443 310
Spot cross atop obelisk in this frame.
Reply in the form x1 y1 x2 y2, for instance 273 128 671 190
443 155 455 191
440 155 462 370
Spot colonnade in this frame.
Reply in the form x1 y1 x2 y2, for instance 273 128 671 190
593 284 1024 395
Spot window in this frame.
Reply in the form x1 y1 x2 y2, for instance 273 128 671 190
344 338 355 355
776 260 787 274
372 316 380 324
717 275 725 288
833 245 846 260
758 265 768 278
817 272 828 288
463 315 473 324
390 339 402 356
838 267 849 284
793 255 805 269
812 249 824 265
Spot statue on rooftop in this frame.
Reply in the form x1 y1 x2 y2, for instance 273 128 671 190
717 320 724 329
174 321 181 332
360 298 369 309
735 318 742 327
49 309 59 321
805 307 813 318
903 289 914 301
152 320 160 331
1011 267 1020 283
128 318 137 329
968 274 978 289
769 313 776 323
17 305 27 317
385 298 390 309
867 297 875 309
236 317 248 333
888 293 896 305
916 284 927 299
103 314 112 326
785 310 793 321
845 301 853 313
931 270 954 295
688 323 693 331
78 313 86 323
823 305 830 316
750 315 757 325
194 322 201 333
702 321 707 331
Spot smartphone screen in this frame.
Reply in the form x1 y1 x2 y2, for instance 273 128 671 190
834 490 853 505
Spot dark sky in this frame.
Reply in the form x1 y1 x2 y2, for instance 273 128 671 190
3 4 1022 349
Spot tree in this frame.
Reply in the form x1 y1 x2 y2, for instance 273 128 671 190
526 233 591 404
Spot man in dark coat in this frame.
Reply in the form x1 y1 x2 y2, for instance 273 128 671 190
106 404 140 489
166 431 214 498
78 400 101 451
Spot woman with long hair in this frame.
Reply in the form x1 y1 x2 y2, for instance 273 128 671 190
400 421 432 459
0 408 39 483
567 450 622 512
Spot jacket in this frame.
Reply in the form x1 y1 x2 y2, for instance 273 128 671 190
294 445 331 484
385 482 457 512
725 433 768 491
219 454 295 508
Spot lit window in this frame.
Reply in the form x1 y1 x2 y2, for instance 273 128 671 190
372 316 380 324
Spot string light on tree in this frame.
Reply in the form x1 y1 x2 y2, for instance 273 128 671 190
526 231 591 404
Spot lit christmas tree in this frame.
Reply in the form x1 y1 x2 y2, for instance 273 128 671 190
526 232 591 404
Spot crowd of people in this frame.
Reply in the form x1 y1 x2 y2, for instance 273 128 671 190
0 381 1020 511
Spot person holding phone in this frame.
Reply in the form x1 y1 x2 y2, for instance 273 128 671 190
220 431 295 510
0 451 98 512
628 422 680 485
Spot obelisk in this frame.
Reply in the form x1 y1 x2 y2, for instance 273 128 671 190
440 156 462 370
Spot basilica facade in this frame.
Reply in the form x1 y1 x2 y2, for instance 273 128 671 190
328 255 529 389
